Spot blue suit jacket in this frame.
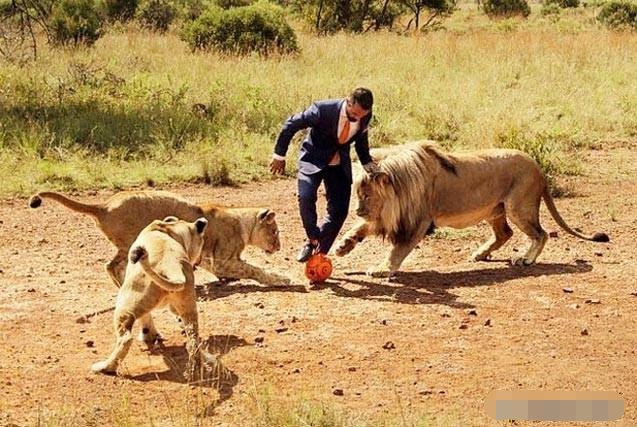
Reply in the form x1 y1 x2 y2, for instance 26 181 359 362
274 99 373 183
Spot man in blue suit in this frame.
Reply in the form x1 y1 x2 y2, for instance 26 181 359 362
270 88 379 262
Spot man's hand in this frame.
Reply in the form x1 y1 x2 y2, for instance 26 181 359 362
363 161 380 175
270 158 286 175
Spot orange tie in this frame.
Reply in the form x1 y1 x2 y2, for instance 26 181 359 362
338 119 351 144
330 119 351 165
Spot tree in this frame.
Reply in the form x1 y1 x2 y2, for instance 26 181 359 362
398 0 455 31
0 0 54 61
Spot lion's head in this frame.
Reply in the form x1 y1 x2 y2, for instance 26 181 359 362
354 142 452 244
251 209 281 254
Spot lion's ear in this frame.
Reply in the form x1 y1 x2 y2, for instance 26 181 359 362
372 172 391 186
258 209 276 224
162 216 179 223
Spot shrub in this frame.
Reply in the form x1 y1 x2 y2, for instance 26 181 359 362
544 0 579 7
541 2 562 15
136 0 176 32
49 0 103 45
181 1 298 55
597 0 637 29
482 0 531 17
215 0 254 7
556 0 579 7
172 0 208 21
0 0 15 16
102 0 138 21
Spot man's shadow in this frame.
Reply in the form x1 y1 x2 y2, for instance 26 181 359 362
313 260 593 309
129 334 247 414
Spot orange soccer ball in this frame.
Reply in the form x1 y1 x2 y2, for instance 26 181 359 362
305 254 333 283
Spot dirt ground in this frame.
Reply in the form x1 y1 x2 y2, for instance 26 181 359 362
1 145 636 426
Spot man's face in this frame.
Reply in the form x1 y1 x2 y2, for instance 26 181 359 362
346 100 369 122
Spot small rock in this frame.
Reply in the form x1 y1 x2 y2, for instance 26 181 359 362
419 390 433 395
59 280 66 284
594 252 603 257
291 316 298 323
381 319 387 325
440 313 451 318
549 231 558 238
255 302 265 309
581 329 589 336
459 324 468 330
275 327 288 334
254 337 264 344
292 368 300 374
569 304 580 309
333 389 344 396
382 341 396 350
484 319 492 327
258 329 266 333
562 288 574 293
27 288 36 293
585 299 601 305
630 292 637 297
467 309 477 316
85 340 94 348
348 367 357 372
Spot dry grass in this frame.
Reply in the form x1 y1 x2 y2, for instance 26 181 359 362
1 8 636 197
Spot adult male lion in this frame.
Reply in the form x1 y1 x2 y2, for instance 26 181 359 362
29 190 289 286
335 141 609 278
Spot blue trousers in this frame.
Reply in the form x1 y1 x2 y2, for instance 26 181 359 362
297 165 351 254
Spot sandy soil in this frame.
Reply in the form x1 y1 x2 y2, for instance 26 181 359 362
1 146 636 426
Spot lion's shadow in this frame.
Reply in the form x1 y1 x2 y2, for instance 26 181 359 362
128 334 246 414
195 280 308 302
315 260 593 309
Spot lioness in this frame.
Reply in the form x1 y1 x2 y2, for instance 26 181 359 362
29 190 289 286
91 216 214 379
336 141 609 278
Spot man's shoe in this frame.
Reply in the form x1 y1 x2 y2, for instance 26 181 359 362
296 242 317 262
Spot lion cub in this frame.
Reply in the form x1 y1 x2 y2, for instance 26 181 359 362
91 216 213 380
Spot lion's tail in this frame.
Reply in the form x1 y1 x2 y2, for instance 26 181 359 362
129 246 186 292
29 192 105 218
542 187 609 243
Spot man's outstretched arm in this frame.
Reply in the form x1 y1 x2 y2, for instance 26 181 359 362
274 103 321 156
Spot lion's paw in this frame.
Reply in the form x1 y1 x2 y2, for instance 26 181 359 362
334 239 356 257
138 330 163 345
91 360 117 375
471 251 491 262
511 256 534 267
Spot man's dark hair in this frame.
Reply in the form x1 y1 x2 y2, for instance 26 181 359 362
349 87 373 110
